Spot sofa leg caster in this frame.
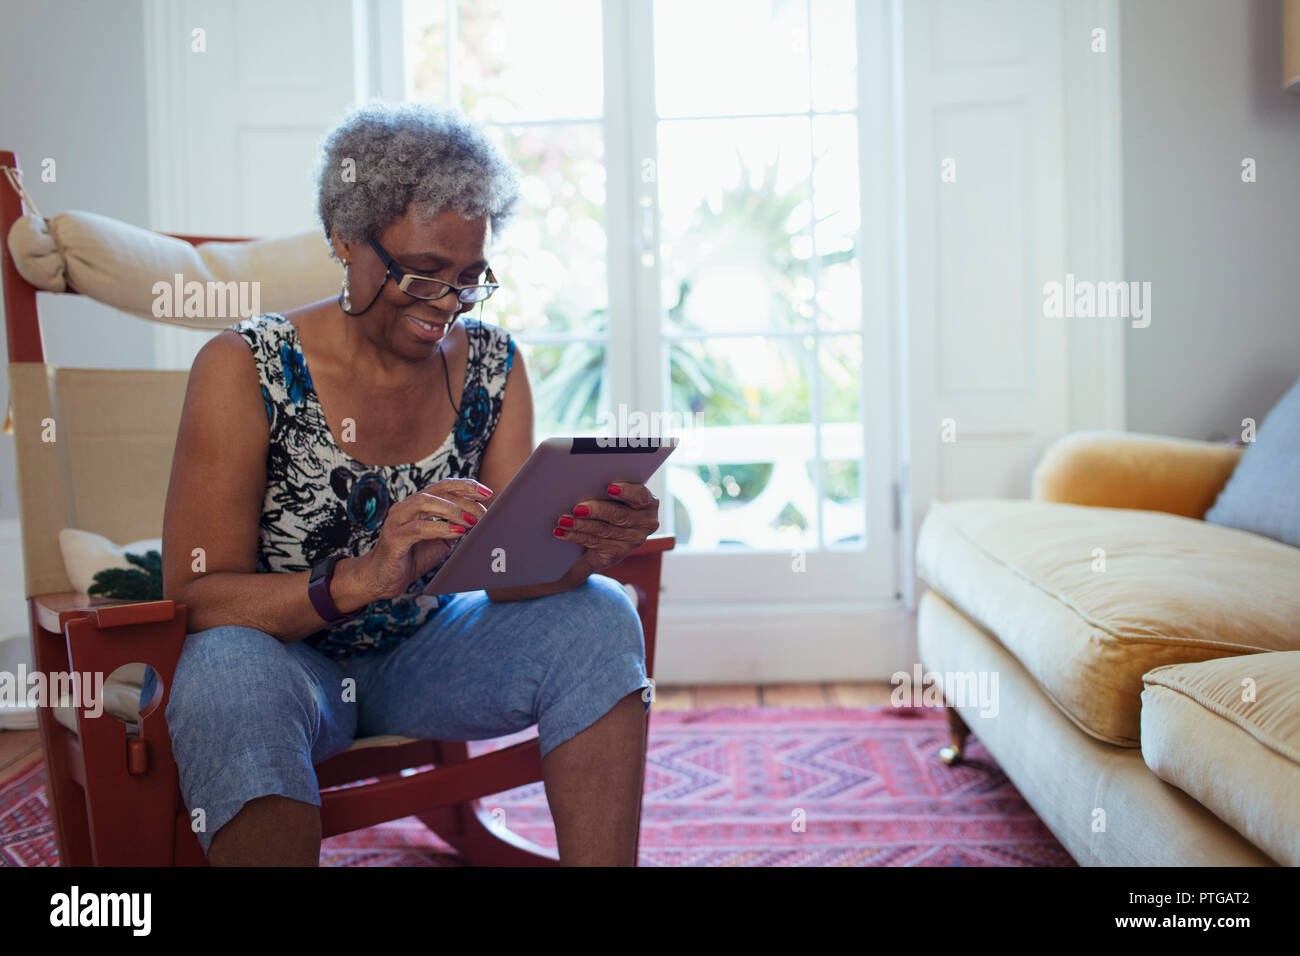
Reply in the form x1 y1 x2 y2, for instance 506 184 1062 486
939 706 970 766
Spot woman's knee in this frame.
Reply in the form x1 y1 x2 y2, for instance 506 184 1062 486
532 575 651 755
165 625 308 728
560 573 646 660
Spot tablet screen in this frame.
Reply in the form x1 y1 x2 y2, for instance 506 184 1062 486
421 436 678 595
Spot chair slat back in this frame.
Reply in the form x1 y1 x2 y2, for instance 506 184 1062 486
10 363 190 596
3 149 259 597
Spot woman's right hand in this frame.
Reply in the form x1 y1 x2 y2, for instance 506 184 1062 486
357 478 494 601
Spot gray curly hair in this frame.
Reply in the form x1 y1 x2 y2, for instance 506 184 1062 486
315 102 520 249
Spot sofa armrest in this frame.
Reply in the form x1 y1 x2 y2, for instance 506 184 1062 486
1031 431 1243 519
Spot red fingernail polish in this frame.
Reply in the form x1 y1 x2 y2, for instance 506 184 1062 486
462 511 477 525
574 505 590 517
607 484 622 496
477 484 493 497
558 515 574 528
451 524 466 533
553 527 567 537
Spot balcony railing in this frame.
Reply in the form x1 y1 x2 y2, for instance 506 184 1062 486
662 422 865 551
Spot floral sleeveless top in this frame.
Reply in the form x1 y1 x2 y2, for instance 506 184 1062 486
228 313 516 660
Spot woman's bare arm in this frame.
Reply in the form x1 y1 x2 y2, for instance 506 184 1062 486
161 331 372 639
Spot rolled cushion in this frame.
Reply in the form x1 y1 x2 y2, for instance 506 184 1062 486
7 210 338 327
1142 652 1300 866
1205 374 1300 548
916 499 1300 746
7 213 67 290
1032 431 1243 518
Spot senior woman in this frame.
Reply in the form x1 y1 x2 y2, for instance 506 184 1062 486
145 103 660 867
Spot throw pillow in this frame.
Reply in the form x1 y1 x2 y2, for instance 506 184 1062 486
58 529 164 599
1204 375 1300 548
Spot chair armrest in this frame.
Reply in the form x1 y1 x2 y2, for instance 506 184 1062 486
30 592 188 731
1031 431 1243 518
594 535 673 681
622 534 675 557
32 591 180 634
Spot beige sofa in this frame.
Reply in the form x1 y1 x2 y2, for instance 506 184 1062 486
916 432 1300 866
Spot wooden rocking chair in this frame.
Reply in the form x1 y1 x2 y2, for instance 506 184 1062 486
1 148 673 866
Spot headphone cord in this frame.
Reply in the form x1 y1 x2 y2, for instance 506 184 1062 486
337 272 391 318
439 335 459 415
341 273 484 419
439 304 484 417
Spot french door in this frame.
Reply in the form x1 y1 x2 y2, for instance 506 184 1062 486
404 0 901 607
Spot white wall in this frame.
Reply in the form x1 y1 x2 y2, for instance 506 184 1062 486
0 0 154 525
1121 0 1300 440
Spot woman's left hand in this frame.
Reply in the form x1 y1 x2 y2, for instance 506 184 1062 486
555 481 660 585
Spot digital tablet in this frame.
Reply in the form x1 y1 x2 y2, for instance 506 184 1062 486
421 436 679 595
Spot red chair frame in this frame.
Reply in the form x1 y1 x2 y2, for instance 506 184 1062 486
2 149 674 866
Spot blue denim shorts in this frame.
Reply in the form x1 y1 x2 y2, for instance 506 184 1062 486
140 574 651 855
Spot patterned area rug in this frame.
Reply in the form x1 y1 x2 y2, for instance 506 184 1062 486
1 706 1075 866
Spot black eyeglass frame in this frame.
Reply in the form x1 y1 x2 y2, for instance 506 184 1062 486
367 237 499 304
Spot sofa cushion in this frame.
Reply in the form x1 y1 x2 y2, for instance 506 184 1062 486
1205 374 1300 548
916 499 1300 746
1141 652 1300 866
919 591 1275 865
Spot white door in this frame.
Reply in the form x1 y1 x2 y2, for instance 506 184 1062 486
144 0 363 367
899 0 1071 602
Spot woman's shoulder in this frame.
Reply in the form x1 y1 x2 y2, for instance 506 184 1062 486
187 324 267 404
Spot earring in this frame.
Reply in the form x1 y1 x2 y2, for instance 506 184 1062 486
340 261 351 311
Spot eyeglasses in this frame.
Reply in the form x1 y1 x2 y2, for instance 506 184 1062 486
367 237 499 304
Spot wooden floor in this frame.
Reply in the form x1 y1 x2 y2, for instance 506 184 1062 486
651 681 894 711
0 682 895 788
0 727 42 788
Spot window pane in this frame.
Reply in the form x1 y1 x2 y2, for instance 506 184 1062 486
816 259 862 331
658 118 812 334
812 115 859 261
662 333 863 552
814 458 865 547
404 0 448 103
668 458 818 551
811 0 857 111
669 335 812 427
405 0 603 121
820 333 861 423
812 115 860 330
524 342 606 437
483 124 606 336
654 0 810 117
